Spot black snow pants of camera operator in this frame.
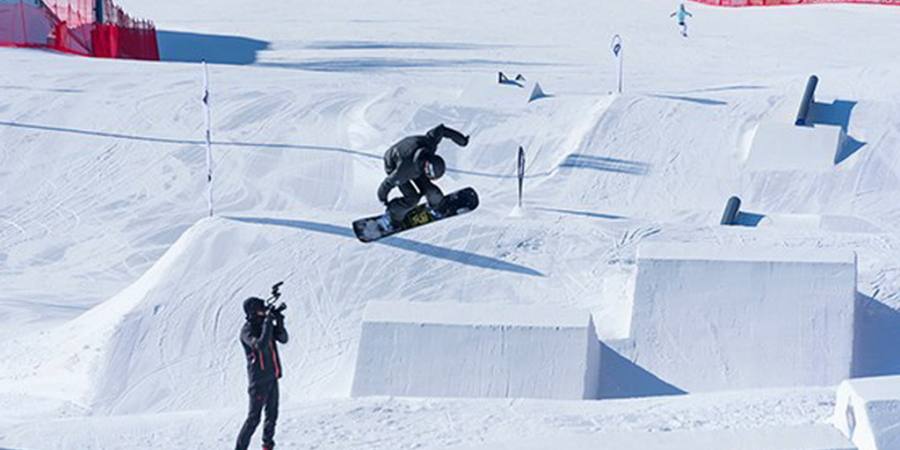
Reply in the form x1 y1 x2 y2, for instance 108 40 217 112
235 380 279 450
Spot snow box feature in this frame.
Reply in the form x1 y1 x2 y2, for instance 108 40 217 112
834 375 900 450
351 302 601 400
746 122 843 171
631 242 856 393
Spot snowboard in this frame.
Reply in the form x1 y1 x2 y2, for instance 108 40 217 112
353 187 479 243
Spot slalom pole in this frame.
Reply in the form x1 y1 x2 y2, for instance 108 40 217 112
610 35 624 94
202 61 214 217
517 146 525 208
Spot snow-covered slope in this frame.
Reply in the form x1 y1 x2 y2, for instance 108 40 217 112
3 0 900 448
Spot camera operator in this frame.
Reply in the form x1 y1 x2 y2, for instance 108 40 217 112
235 291 288 450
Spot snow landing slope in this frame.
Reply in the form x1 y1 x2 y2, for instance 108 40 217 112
2 0 900 448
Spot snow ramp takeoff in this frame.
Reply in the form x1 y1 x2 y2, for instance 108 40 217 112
630 242 856 392
352 302 601 400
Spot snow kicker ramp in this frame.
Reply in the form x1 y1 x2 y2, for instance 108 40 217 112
352 301 600 399
834 375 900 450
630 242 856 392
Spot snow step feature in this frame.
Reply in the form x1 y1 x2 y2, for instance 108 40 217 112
747 75 849 170
745 121 843 171
630 242 856 392
833 375 900 450
351 302 601 399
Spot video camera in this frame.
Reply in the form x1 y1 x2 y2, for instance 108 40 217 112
265 281 286 316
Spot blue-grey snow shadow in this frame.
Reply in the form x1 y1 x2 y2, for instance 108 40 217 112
0 121 381 159
807 100 866 164
598 342 686 399
1 84 83 93
157 30 270 65
560 154 650 176
734 211 765 227
258 58 555 73
536 207 624 220
227 217 544 277
500 79 525 88
648 94 727 106
687 85 767 93
853 292 900 377
303 40 498 51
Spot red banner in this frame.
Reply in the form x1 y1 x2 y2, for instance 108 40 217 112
693 0 900 6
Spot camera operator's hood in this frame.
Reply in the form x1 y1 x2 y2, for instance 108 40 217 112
243 297 265 318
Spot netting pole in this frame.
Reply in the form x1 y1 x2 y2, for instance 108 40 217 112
202 61 214 217
19 0 27 44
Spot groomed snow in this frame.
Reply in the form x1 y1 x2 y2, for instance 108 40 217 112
3 0 900 448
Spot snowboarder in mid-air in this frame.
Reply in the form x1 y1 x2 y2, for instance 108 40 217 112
352 123 480 243
376 123 469 228
670 2 693 38
235 293 288 450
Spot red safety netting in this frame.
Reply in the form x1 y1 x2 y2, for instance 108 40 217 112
693 0 900 6
0 0 158 60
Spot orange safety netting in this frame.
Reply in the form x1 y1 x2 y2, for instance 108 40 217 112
0 0 158 60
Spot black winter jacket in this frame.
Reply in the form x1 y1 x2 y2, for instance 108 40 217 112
240 316 289 388
377 124 468 203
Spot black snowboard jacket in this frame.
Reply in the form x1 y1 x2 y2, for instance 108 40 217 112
377 124 468 203
240 316 289 388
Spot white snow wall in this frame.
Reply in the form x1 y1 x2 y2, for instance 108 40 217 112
351 302 601 400
834 375 900 450
631 242 856 392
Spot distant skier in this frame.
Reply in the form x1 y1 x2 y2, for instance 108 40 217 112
670 2 693 38
376 124 470 229
235 297 289 450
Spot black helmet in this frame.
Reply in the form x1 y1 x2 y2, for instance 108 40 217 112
423 155 446 180
243 297 265 318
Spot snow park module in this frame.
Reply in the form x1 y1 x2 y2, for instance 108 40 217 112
2 0 900 449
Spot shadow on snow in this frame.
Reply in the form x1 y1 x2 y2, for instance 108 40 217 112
597 342 686 399
227 217 545 277
257 57 557 73
806 99 866 165
559 154 650 176
853 292 900 378
157 30 270 65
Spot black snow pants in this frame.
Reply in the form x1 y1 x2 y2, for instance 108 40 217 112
235 380 279 450
386 176 444 223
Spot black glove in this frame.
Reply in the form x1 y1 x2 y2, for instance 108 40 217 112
460 135 470 147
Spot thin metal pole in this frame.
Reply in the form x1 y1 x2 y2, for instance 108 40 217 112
517 146 525 208
611 35 624 94
202 61 214 217
618 47 624 94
